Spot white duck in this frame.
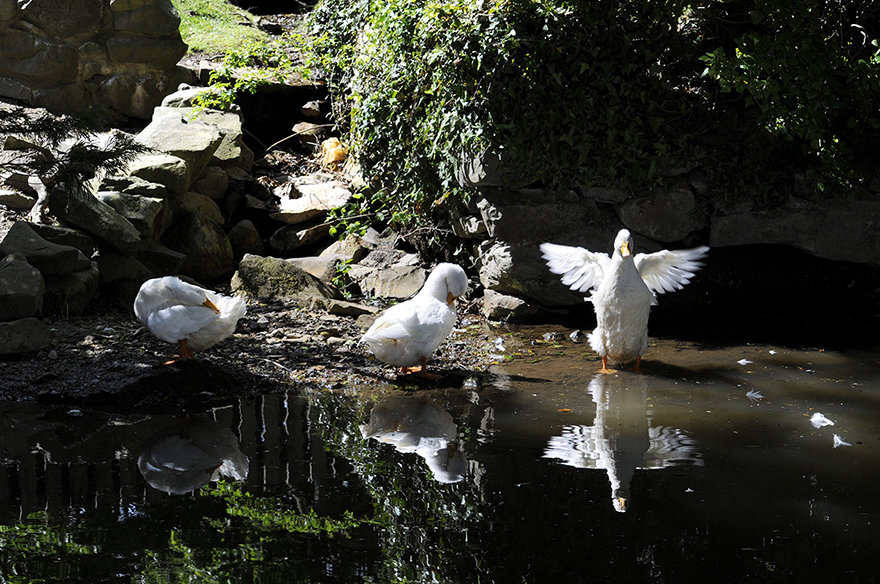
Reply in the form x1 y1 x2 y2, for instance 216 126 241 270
540 229 708 372
134 276 246 363
362 263 468 376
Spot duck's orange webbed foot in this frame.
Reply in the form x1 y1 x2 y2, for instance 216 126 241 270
164 339 195 365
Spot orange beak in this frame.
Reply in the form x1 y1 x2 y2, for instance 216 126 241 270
446 292 456 306
202 298 220 313
621 241 632 257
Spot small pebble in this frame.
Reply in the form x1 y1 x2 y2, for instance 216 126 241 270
47 349 58 360
569 330 588 344
542 332 562 342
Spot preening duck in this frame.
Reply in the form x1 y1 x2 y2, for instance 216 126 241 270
134 276 246 363
362 263 468 376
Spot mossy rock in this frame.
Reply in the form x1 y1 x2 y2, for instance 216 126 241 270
231 254 340 301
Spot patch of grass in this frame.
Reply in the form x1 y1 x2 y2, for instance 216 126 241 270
171 0 269 54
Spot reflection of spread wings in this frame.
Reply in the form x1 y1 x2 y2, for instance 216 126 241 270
643 426 704 468
543 424 703 470
543 425 602 469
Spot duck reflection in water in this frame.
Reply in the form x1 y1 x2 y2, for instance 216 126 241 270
361 395 467 483
543 372 702 512
138 415 249 494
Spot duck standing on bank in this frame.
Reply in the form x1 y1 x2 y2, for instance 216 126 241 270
362 263 468 377
134 276 246 364
540 229 708 373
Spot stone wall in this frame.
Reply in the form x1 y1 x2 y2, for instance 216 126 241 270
0 0 191 119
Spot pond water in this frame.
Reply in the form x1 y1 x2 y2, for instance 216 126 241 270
1 326 879 583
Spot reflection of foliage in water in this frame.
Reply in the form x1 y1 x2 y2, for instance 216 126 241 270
311 389 487 584
0 511 96 579
204 480 365 536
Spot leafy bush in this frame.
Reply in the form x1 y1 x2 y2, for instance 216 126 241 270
301 0 880 253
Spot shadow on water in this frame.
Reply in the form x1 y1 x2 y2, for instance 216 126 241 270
2 329 880 582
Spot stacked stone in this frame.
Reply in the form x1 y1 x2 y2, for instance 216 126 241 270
0 0 190 119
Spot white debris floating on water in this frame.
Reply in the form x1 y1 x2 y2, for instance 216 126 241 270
833 434 852 448
810 412 835 428
746 390 763 402
737 358 753 366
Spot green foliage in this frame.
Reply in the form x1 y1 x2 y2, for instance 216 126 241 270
300 0 880 250
171 0 269 54
0 106 147 187
698 0 880 192
194 41 297 112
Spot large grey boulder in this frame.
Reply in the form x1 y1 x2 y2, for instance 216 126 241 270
96 191 170 240
710 200 880 266
270 181 352 225
617 185 704 243
0 317 49 355
228 219 265 257
162 212 234 282
0 0 190 118
46 187 143 254
0 253 44 320
0 221 91 275
28 224 95 257
136 106 225 181
124 153 189 197
231 254 340 301
43 261 100 316
347 264 426 299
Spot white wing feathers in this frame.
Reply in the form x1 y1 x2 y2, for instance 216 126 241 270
634 246 709 295
539 242 611 293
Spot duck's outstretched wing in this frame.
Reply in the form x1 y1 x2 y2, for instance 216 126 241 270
540 242 611 293
634 246 709 294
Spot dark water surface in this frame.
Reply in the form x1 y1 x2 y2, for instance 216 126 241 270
2 327 878 583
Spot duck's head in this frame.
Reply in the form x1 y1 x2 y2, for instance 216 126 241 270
425 263 468 305
613 229 634 258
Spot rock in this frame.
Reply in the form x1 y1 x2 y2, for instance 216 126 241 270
46 187 143 254
319 234 370 263
96 191 169 239
617 185 704 243
0 317 49 355
452 215 487 239
190 166 229 200
292 121 328 152
268 224 303 256
0 221 90 275
347 264 426 299
135 106 224 181
28 224 95 257
43 261 100 316
162 212 234 282
457 149 538 188
477 240 581 305
155 102 254 171
124 153 190 196
135 240 185 275
481 289 546 322
178 191 225 225
315 298 380 317
270 181 352 225
476 189 614 245
285 256 339 284
228 219 265 257
297 222 331 247
0 253 44 320
710 200 880 266
95 252 153 306
99 175 168 199
0 187 36 211
0 0 188 118
231 254 340 301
